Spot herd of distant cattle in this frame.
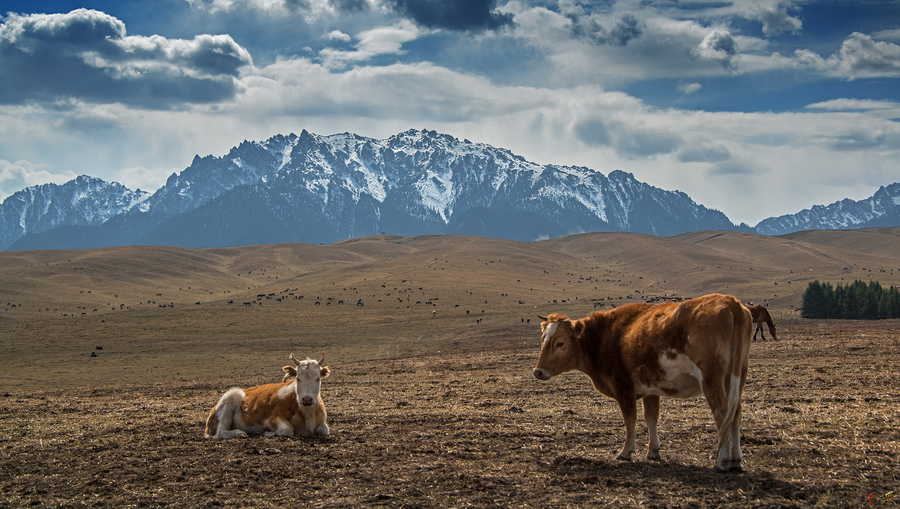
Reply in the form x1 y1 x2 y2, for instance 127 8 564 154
206 293 777 472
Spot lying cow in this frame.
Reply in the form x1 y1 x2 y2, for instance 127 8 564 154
533 293 751 472
205 354 330 439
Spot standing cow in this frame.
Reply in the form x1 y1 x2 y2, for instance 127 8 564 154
533 293 751 472
205 354 330 439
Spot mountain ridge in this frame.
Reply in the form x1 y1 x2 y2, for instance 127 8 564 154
2 129 898 251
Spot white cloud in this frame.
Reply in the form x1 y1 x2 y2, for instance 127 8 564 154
806 98 900 112
116 166 173 193
677 82 702 96
0 9 254 108
325 30 352 42
873 28 900 42
745 0 802 36
795 33 900 78
185 0 373 20
0 159 76 201
693 29 739 72
319 20 422 68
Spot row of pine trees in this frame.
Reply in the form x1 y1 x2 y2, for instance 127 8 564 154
801 280 900 319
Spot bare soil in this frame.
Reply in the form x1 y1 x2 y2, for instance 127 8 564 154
2 319 898 508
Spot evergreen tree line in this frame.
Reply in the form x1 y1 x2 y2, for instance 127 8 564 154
801 280 900 319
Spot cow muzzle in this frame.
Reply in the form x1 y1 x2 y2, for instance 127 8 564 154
301 396 315 406
533 368 552 380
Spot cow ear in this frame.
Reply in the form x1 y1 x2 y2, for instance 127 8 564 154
282 366 297 382
572 319 586 338
320 365 331 378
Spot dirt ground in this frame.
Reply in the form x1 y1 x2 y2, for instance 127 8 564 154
1 319 898 508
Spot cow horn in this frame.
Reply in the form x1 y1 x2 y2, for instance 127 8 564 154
290 353 301 366
317 353 325 366
538 315 548 321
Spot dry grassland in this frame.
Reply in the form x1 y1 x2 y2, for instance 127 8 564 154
1 230 899 507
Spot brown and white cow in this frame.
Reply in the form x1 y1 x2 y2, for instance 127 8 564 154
533 293 751 472
205 354 330 439
746 304 777 341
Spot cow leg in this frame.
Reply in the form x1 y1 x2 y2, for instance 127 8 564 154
615 397 638 461
218 429 249 439
701 378 734 472
263 418 294 438
730 400 743 471
643 395 661 460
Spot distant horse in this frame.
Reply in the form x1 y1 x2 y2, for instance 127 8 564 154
746 304 777 341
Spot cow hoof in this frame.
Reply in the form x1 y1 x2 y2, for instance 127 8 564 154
713 462 742 473
646 450 661 461
615 453 633 461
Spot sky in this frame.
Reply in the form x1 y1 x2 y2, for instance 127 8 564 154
0 0 898 226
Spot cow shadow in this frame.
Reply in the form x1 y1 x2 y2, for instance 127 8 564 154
549 454 807 503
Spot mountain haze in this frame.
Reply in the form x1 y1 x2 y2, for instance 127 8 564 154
2 129 898 251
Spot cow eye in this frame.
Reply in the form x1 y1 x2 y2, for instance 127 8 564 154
556 341 564 348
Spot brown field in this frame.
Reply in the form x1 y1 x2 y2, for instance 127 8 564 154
1 230 899 507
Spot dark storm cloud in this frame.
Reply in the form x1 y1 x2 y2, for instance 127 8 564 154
678 144 732 163
574 118 613 146
386 0 514 32
0 9 253 108
575 117 682 158
566 10 643 47
328 0 372 13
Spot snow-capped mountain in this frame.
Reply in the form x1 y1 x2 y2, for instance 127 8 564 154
754 183 900 235
0 176 149 250
5 129 737 250
2 129 897 251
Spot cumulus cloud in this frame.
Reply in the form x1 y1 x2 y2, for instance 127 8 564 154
0 9 253 108
561 1 643 47
693 29 739 72
384 0 514 32
795 33 900 78
830 32 900 77
325 30 352 42
0 159 76 201
746 0 801 36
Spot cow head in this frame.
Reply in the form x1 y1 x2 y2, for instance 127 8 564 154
533 313 585 380
289 353 330 406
